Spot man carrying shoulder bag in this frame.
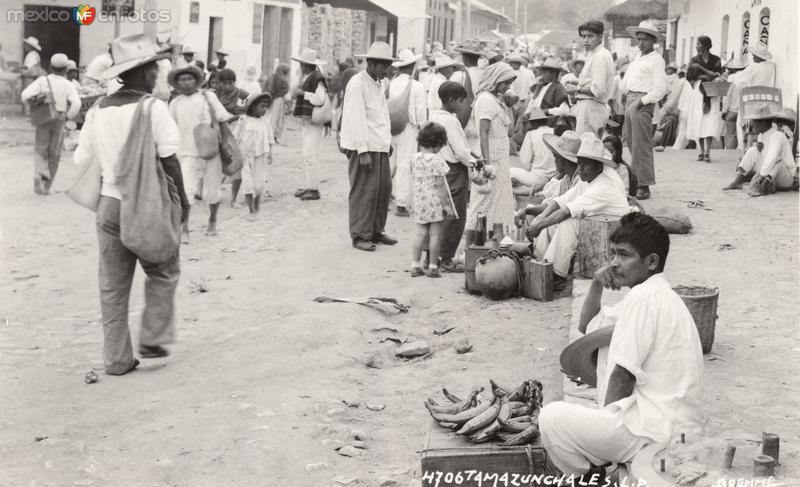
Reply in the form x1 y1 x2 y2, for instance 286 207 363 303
21 52 81 195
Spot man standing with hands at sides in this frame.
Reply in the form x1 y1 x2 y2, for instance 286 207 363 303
620 21 667 201
568 21 615 138
291 48 328 201
340 42 399 252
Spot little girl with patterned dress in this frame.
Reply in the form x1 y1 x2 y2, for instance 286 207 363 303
410 122 458 278
234 92 274 219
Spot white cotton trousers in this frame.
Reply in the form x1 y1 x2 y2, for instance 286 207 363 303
534 218 579 277
179 155 223 205
539 401 651 475
302 119 323 190
738 146 795 189
390 124 419 209
574 99 610 137
509 167 550 191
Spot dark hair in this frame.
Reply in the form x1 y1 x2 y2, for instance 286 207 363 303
697 36 712 50
195 60 205 70
602 135 624 164
610 213 670 272
417 122 448 149
553 124 568 137
526 117 548 130
438 81 467 103
217 68 236 82
246 94 272 116
578 20 604 36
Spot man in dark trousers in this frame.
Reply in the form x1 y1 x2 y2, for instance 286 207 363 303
339 42 398 252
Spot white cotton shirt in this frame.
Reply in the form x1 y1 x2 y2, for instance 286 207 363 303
619 50 668 106
518 126 555 177
577 45 615 103
74 98 181 199
20 74 82 119
168 90 233 158
738 61 775 89
757 127 798 177
429 109 474 166
24 51 41 69
339 70 392 154
510 66 536 101
426 72 448 112
554 165 630 218
388 73 427 127
598 273 705 443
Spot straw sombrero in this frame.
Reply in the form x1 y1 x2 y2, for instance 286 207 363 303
243 92 273 113
356 42 397 62
559 325 614 388
291 48 326 66
103 33 172 79
542 130 581 163
745 104 783 121
626 20 664 42
749 42 772 61
575 133 615 167
454 39 483 57
525 107 549 122
167 65 204 87
392 48 422 68
539 57 566 73
724 58 747 70
24 36 42 52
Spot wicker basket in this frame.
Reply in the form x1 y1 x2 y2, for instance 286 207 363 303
673 285 719 353
701 81 731 98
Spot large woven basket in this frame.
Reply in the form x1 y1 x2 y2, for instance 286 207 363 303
673 285 719 353
701 81 731 98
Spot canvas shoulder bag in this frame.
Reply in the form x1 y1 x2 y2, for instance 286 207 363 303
310 81 333 126
29 75 61 126
66 97 106 212
193 91 221 159
388 77 413 136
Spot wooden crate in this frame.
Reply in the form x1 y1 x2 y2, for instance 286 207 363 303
521 259 553 302
577 215 620 279
421 420 555 487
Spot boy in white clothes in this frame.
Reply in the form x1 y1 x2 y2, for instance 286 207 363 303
168 65 233 240
540 212 704 478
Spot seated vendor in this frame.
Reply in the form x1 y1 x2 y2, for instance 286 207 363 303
510 108 556 195
513 130 581 226
539 213 704 476
723 106 798 196
525 133 630 288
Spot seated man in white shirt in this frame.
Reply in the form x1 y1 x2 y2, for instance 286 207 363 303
724 106 798 196
510 108 556 195
540 212 704 478
525 133 630 288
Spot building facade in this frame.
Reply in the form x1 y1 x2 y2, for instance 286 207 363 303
668 0 797 107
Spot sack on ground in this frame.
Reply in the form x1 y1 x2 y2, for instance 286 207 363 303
117 97 181 263
645 206 693 234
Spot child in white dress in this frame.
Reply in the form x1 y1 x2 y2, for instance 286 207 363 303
410 122 458 278
234 92 274 219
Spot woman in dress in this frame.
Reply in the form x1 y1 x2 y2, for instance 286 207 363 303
466 62 517 233
686 36 723 162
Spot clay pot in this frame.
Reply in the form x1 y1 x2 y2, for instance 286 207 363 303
475 254 519 300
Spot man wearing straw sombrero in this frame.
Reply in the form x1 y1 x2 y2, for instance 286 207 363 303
539 211 704 478
340 42 398 252
291 48 328 201
73 33 188 374
620 20 667 201
723 105 797 196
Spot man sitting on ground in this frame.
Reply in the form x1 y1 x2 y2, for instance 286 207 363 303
539 212 704 477
525 133 630 288
511 108 556 196
723 106 797 196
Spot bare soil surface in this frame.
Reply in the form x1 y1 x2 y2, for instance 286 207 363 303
0 116 797 486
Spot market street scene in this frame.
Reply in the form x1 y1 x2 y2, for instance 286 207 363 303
0 0 798 486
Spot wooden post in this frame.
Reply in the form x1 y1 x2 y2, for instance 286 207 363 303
762 433 780 464
753 455 775 477
723 445 736 469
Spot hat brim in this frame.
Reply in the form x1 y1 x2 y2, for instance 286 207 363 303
507 57 525 64
24 40 42 51
215 51 229 56
542 134 578 163
745 112 780 121
455 48 483 56
540 65 568 74
750 49 772 61
392 54 422 68
559 325 614 388
357 54 399 62
291 56 326 66
626 27 664 41
576 154 616 168
167 66 204 87
244 92 273 112
103 52 172 80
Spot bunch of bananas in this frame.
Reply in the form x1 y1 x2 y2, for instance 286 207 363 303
424 379 543 447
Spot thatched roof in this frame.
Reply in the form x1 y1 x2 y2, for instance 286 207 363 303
604 0 667 22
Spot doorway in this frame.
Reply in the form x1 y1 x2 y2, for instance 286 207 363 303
23 5 80 69
208 17 223 66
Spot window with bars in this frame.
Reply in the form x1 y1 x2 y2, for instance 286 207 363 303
102 0 135 16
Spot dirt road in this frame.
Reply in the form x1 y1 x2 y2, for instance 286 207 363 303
1 115 798 486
